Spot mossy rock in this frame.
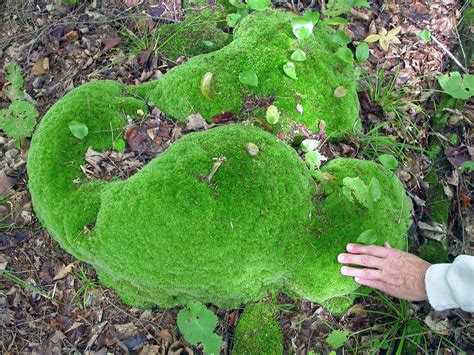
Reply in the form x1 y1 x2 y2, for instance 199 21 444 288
233 303 283 354
132 9 360 138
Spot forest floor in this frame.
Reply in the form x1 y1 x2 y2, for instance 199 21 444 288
0 0 473 354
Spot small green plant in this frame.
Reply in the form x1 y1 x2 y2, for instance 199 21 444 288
69 120 89 139
326 329 350 349
301 139 327 177
324 0 370 18
342 176 381 209
437 71 474 100
226 0 271 27
72 265 100 309
0 61 38 139
377 153 398 170
1 269 58 302
177 301 222 354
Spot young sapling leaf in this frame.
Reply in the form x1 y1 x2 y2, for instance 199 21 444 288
0 100 38 139
342 177 369 208
332 30 352 46
355 42 369 62
301 139 319 152
305 150 327 170
291 49 307 62
417 29 431 42
283 62 298 80
357 229 378 244
246 0 271 11
368 177 381 203
377 154 398 170
238 70 259 87
113 139 126 153
203 40 214 47
323 17 349 26
326 329 349 349
437 72 474 100
335 47 353 63
69 121 89 139
266 105 280 124
303 10 320 25
177 302 222 355
291 17 314 39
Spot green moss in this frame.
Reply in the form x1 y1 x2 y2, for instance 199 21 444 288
288 158 411 306
233 303 283 355
425 170 450 225
416 241 448 264
156 8 231 60
142 9 360 139
27 10 409 312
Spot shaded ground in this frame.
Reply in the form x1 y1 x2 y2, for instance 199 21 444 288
1 0 473 353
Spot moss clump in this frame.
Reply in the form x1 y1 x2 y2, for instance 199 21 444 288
233 303 283 355
287 158 411 306
416 241 448 264
139 9 360 138
156 8 232 60
425 170 451 225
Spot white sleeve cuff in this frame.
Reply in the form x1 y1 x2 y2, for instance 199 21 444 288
425 263 459 311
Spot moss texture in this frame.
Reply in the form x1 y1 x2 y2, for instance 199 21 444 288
27 10 408 311
136 9 360 139
28 77 409 309
417 241 448 264
156 8 232 60
233 303 283 354
425 170 451 225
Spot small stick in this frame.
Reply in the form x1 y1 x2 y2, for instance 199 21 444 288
206 156 226 184
431 35 468 74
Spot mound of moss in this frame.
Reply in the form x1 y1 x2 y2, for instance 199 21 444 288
156 8 232 60
133 9 360 138
28 79 409 309
233 303 283 354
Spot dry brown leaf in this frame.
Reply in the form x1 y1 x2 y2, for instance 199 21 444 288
0 170 14 197
53 262 76 281
32 57 49 76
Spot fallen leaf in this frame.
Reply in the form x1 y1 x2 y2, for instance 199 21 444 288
245 142 259 156
32 57 49 76
201 72 213 100
418 221 447 243
212 111 235 123
53 262 76 281
424 314 451 335
101 38 122 53
186 113 208 131
0 171 14 197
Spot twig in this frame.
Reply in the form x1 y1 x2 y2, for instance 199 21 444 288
431 35 468 74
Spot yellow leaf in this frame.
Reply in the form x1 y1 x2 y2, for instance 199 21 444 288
387 26 401 38
391 37 401 45
53 262 76 281
379 36 389 51
364 34 380 43
379 28 388 36
200 72 213 100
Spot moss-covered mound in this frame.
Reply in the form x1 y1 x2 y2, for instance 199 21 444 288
133 9 360 138
233 303 283 354
27 79 409 310
156 8 232 60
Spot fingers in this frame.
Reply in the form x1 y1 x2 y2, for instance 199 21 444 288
346 243 391 258
338 253 385 269
340 266 383 280
354 277 398 296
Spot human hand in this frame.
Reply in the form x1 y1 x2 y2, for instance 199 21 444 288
338 242 431 301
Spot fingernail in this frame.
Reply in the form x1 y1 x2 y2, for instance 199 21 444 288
341 266 348 275
354 277 361 283
347 243 354 251
337 254 345 263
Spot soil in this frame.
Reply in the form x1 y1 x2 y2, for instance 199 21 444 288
1 0 473 353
